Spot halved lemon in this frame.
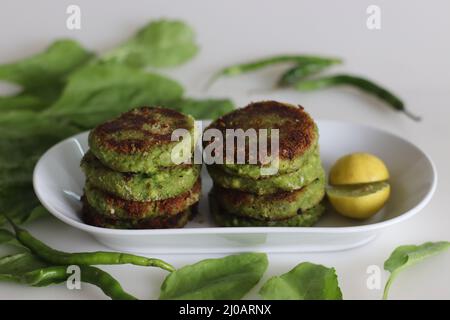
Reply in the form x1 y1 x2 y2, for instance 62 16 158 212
329 153 389 185
327 182 390 219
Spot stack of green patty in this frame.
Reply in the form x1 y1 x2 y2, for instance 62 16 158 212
80 107 201 229
205 101 326 227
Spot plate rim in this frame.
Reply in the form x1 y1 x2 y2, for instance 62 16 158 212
33 119 438 236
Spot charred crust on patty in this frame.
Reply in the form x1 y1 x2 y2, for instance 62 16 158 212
90 107 194 154
213 183 306 206
85 178 201 219
204 101 316 161
83 204 192 229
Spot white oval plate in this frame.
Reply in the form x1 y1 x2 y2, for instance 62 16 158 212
33 120 437 253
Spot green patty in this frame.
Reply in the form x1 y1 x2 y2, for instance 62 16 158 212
207 153 324 195
210 193 324 227
84 178 201 220
81 151 201 201
219 128 319 179
204 101 319 179
89 107 196 174
213 174 325 221
82 201 196 229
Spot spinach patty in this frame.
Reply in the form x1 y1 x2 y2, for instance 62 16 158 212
210 193 324 227
81 151 200 201
84 178 201 220
82 200 197 229
213 174 325 221
207 153 324 195
204 101 318 178
89 107 196 174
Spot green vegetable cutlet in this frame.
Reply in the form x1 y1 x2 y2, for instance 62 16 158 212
204 100 326 226
203 100 319 179
81 151 200 201
82 200 197 229
207 153 324 195
213 173 325 221
209 193 324 227
89 106 196 174
84 178 201 220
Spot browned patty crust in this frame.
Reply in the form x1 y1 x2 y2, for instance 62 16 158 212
212 174 325 220
84 178 201 220
203 100 317 163
89 107 195 173
82 201 198 229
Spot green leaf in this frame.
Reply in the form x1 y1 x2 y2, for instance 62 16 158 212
165 98 234 120
0 229 15 244
0 111 79 225
259 262 343 300
0 39 93 89
44 64 184 128
0 253 48 281
0 40 91 113
0 94 47 112
383 241 450 299
0 205 50 227
22 85 65 106
0 227 28 250
0 65 183 226
102 20 198 68
0 186 41 226
159 253 268 300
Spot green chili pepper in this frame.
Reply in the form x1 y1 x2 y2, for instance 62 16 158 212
78 265 137 300
7 218 175 272
25 265 136 300
294 74 421 121
207 55 342 87
278 60 341 86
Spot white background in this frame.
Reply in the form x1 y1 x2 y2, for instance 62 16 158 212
0 0 449 299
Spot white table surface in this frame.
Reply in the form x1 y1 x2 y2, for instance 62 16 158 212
1 0 449 300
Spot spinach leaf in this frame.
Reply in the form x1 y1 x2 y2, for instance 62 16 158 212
0 19 229 226
0 39 93 102
383 241 450 299
0 186 41 226
165 98 234 120
0 229 15 244
159 253 268 300
0 227 27 250
0 111 79 225
0 94 46 112
259 262 343 300
102 20 198 68
44 64 184 128
0 253 49 282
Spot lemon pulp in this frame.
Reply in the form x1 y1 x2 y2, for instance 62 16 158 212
327 182 390 219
